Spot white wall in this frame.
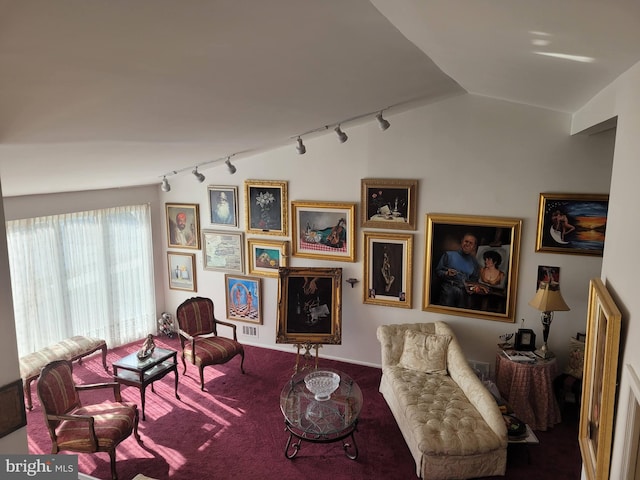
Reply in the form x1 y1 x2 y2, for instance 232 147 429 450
573 60 640 480
160 93 613 369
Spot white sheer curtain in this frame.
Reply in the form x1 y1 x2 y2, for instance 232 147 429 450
7 204 156 357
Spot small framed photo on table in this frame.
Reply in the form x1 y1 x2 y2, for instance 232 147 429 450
515 329 536 351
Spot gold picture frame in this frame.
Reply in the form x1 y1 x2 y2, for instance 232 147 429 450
291 200 356 262
244 179 288 236
535 193 609 256
363 231 413 308
423 213 522 322
276 267 342 345
167 251 197 291
361 178 418 230
247 238 289 277
165 203 201 249
579 277 622 480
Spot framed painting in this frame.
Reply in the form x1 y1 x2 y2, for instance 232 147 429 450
361 178 418 230
166 203 200 249
536 265 560 290
244 179 288 236
363 232 413 309
276 267 342 345
225 274 262 324
202 230 244 273
167 251 197 291
422 213 522 322
579 277 622 480
0 379 27 438
535 193 609 256
291 200 356 262
208 185 239 227
247 238 289 277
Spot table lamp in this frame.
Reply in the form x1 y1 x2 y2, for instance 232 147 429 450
528 282 570 359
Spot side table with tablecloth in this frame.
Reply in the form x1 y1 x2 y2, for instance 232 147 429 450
495 351 561 431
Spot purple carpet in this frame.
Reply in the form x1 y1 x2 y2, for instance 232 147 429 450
26 336 581 480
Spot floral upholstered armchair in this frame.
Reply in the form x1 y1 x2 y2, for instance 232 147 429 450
37 359 142 480
176 296 245 390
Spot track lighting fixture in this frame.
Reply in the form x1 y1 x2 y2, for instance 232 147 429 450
376 112 390 131
335 125 348 143
296 137 306 155
161 176 171 192
225 157 237 174
192 167 205 183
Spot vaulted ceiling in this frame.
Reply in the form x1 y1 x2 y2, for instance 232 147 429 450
1 0 639 197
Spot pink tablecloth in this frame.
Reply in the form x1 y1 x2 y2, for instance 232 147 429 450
495 352 561 431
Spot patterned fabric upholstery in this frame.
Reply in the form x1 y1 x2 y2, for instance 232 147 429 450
176 297 245 390
36 360 142 480
377 322 507 480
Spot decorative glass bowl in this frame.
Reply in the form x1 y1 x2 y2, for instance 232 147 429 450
304 370 340 401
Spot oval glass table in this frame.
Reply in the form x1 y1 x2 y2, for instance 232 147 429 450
279 368 363 460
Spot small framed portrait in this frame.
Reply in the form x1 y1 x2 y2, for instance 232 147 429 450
167 252 197 291
423 213 522 323
291 201 356 262
166 203 200 249
247 238 289 277
363 232 413 309
276 267 342 345
202 230 244 273
225 274 262 324
536 265 560 290
535 193 609 256
361 178 418 230
208 185 239 227
244 179 288 236
514 329 536 351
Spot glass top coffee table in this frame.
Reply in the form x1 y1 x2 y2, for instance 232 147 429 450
112 347 179 420
280 368 363 460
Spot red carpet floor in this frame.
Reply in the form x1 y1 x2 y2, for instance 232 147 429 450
26 336 581 480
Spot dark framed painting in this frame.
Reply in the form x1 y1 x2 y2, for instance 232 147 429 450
224 274 262 324
0 379 27 438
579 278 621 480
363 232 413 309
535 193 609 256
247 238 288 277
423 213 522 323
208 185 239 227
276 267 342 345
244 179 288 236
202 230 244 273
291 200 356 262
361 178 418 230
166 203 200 249
167 251 197 291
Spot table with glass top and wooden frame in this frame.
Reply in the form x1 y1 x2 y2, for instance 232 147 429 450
112 347 180 420
280 368 363 460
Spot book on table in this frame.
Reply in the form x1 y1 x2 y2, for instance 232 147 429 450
502 349 536 363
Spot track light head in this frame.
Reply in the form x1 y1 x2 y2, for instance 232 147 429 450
192 167 205 183
296 137 306 155
161 176 171 192
225 157 237 174
376 112 390 131
335 125 348 143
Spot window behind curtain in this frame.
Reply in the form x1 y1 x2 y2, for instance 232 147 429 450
6 204 156 357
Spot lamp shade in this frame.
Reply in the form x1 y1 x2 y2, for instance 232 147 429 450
528 283 570 312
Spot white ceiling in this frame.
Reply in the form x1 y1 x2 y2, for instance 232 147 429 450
1 0 639 197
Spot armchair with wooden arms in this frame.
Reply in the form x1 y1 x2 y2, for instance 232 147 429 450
176 296 245 391
36 359 143 480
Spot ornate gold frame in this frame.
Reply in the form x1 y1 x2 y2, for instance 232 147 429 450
276 267 342 345
361 178 418 230
422 213 522 322
244 179 288 236
291 200 356 262
247 238 289 277
363 232 413 309
579 278 622 480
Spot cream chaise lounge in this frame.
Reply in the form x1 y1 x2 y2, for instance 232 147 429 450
377 321 507 480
